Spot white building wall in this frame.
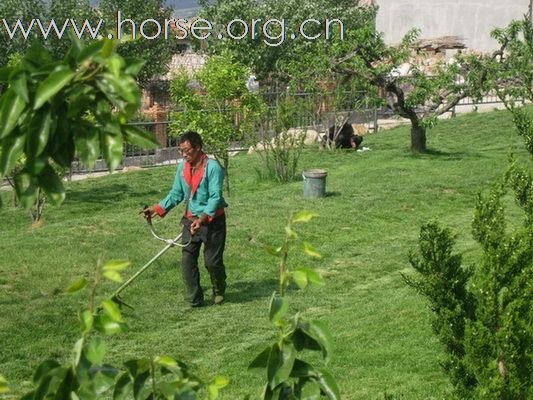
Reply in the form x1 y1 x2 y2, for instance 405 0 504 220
375 0 531 51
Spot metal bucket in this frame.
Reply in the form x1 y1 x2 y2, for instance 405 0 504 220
302 169 327 198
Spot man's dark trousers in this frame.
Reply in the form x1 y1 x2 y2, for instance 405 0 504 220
180 214 226 306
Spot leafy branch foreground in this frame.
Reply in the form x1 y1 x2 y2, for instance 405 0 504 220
1 212 339 400
9 260 228 399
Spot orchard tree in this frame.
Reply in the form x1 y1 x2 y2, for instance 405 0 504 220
198 0 376 83
46 0 96 60
0 0 46 65
0 0 99 66
169 51 264 194
485 14 533 152
99 0 177 87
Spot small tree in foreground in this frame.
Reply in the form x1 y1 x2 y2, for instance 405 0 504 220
250 211 341 399
0 260 228 398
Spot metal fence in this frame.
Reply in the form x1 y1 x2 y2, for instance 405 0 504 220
1 90 517 183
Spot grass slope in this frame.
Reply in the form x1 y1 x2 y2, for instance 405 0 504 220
0 108 530 399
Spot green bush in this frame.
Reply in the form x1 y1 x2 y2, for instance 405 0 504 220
406 161 532 400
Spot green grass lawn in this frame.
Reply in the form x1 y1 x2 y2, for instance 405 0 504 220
0 108 530 399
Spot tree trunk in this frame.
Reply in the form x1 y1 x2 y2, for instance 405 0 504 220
411 123 427 153
30 188 45 226
5 176 17 207
222 155 230 196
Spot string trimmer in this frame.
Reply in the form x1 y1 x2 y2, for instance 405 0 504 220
109 206 191 309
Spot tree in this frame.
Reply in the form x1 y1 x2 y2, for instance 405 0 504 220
198 0 379 152
169 51 264 194
0 37 158 210
323 25 505 152
198 0 376 83
250 211 340 399
46 0 96 61
99 0 177 87
485 15 533 153
0 0 46 66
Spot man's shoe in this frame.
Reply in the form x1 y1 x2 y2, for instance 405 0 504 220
213 295 224 305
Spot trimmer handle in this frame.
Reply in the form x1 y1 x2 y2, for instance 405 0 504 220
140 204 152 223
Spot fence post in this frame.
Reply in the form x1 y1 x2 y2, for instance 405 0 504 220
151 104 168 147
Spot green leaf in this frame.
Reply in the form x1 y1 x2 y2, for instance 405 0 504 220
34 67 76 110
292 328 321 353
11 73 29 103
113 372 132 400
154 356 178 369
266 345 281 389
123 57 146 76
295 268 325 287
300 321 333 364
94 314 123 335
123 358 150 377
103 270 123 283
100 73 139 105
265 246 282 257
208 384 219 399
77 40 105 63
92 367 117 395
102 260 130 271
292 269 309 289
106 55 124 77
0 132 25 178
292 211 319 223
0 67 10 83
262 382 282 400
249 346 271 369
268 343 296 389
101 38 115 58
65 277 88 293
133 370 150 400
74 126 99 168
0 375 9 394
303 242 322 258
80 310 93 334
123 125 159 149
269 293 289 323
101 130 123 172
73 338 84 367
32 359 60 383
290 359 317 378
37 164 65 205
213 376 229 388
0 89 26 139
316 369 341 400
27 110 53 159
101 299 124 323
86 338 107 365
13 172 38 209
301 380 321 399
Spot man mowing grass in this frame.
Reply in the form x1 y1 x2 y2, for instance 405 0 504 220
144 131 228 308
